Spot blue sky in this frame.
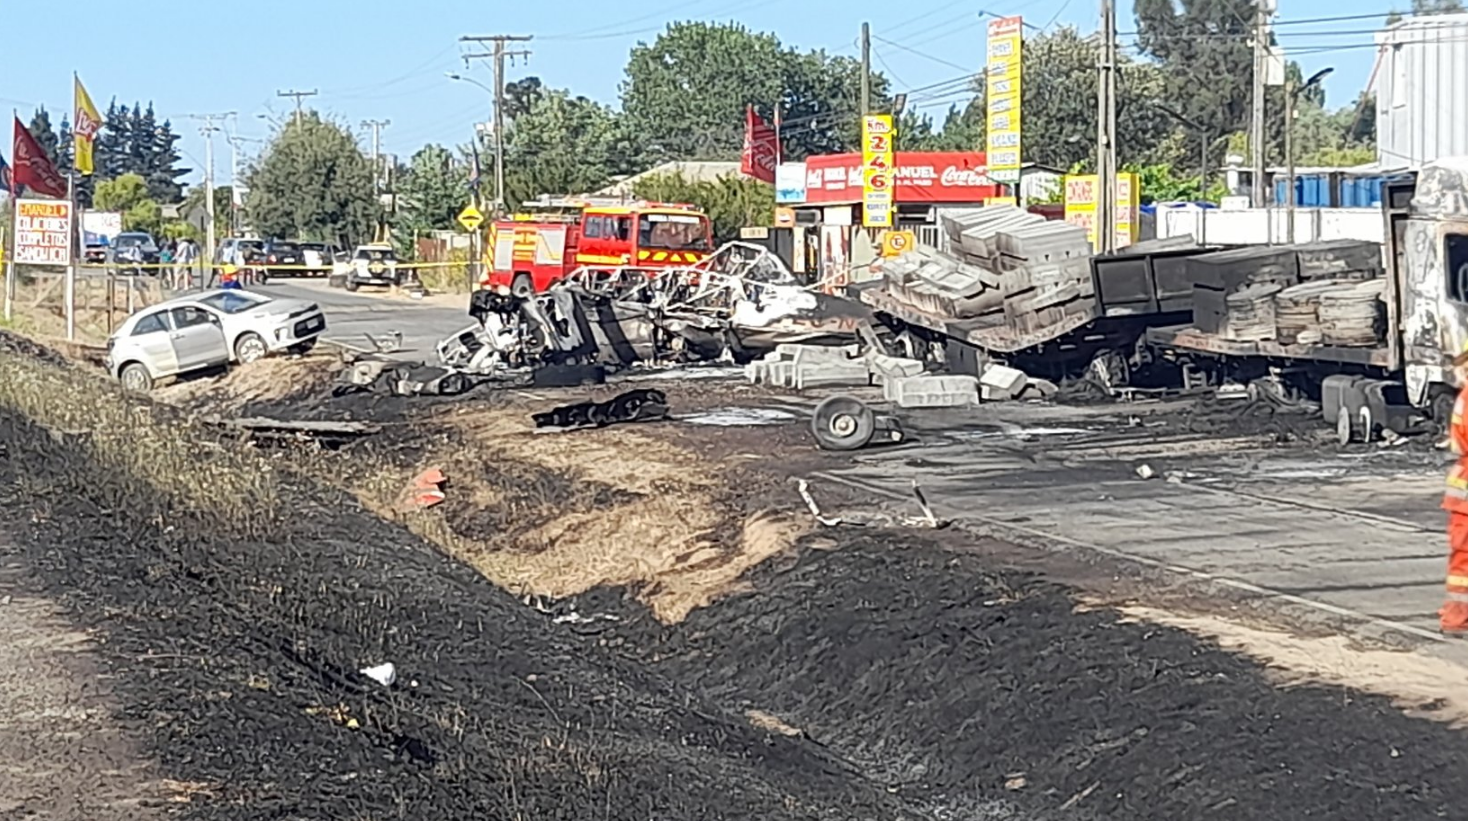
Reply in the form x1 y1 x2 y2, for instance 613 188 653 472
4 0 1384 188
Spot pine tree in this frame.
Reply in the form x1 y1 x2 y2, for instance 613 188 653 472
148 117 188 204
97 99 127 179
27 107 61 171
127 103 148 178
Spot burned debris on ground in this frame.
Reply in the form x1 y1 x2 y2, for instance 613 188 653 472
586 533 1468 820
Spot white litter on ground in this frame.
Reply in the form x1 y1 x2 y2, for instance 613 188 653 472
681 408 798 427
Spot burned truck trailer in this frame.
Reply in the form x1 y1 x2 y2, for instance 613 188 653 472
862 160 1468 442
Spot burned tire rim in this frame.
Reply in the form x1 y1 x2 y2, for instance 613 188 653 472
236 333 268 364
1336 409 1354 445
829 413 858 437
811 395 876 451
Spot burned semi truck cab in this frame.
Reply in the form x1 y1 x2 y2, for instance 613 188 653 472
1392 160 1468 412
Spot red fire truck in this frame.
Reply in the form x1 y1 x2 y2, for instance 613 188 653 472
482 199 715 295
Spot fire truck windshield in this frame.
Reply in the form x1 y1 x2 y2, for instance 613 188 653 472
639 213 710 251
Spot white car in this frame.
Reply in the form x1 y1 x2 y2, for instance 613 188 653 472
105 303 232 392
186 289 327 363
104 289 328 391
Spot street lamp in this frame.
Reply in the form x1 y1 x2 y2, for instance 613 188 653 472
447 72 502 213
1285 66 1334 243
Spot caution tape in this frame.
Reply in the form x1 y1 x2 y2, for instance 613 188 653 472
64 261 475 272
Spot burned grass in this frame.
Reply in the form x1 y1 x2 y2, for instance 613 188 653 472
589 532 1468 819
0 338 925 820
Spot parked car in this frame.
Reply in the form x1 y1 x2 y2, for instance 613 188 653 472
262 239 307 278
83 242 108 265
105 303 231 392
186 288 326 362
107 232 161 273
299 241 337 277
344 244 399 291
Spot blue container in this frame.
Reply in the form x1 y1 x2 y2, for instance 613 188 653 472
1274 174 1331 207
1341 176 1384 208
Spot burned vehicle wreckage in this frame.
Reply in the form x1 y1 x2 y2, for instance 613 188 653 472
436 242 871 382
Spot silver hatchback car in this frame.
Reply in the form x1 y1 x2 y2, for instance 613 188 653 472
105 304 232 391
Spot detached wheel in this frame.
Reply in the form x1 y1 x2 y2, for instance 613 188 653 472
235 332 268 364
345 278 360 292
811 395 876 451
120 363 153 393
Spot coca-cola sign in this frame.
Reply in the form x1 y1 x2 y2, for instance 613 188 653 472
801 151 1001 204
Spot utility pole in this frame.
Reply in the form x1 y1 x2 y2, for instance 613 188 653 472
860 22 872 114
1096 0 1119 253
361 119 391 191
226 114 241 235
1250 3 1269 209
189 112 233 265
460 34 532 215
276 89 318 122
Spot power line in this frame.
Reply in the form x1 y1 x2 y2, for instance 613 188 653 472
460 35 532 214
276 89 318 122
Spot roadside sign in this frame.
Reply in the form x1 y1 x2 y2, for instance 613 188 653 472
861 114 896 228
881 230 915 257
14 199 73 266
457 204 485 232
985 16 1024 185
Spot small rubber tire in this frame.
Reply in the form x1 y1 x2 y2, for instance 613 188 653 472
511 274 534 299
345 279 360 292
1359 404 1378 444
811 395 876 451
120 362 153 392
235 332 268 364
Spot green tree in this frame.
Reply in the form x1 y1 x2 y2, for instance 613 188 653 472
93 172 162 234
631 171 774 243
957 27 1175 170
502 90 630 204
97 99 129 180
397 144 466 237
26 108 60 171
1134 0 1256 152
1388 0 1465 23
245 113 378 245
621 22 888 163
504 77 546 122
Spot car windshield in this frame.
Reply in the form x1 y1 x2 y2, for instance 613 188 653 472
270 243 301 253
358 249 395 262
638 214 710 251
115 235 155 250
198 291 270 314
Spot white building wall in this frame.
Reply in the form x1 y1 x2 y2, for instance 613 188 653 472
1376 14 1468 169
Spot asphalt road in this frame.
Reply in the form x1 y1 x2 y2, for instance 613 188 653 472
263 278 471 361
758 391 1466 660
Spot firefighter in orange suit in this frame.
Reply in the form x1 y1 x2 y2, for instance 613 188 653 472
1441 346 1468 634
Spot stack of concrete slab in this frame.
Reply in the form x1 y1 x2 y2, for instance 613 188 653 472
1294 240 1384 282
743 343 924 390
874 206 1098 336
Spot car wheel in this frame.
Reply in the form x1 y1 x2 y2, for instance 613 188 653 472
235 332 268 364
810 395 876 451
119 362 153 392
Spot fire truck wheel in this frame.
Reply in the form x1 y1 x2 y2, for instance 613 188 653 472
511 274 533 299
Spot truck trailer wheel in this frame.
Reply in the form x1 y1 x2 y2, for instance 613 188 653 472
811 395 876 451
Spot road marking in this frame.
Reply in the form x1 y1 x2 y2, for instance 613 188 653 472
811 470 1449 644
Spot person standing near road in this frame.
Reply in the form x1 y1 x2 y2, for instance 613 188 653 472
174 237 197 290
1441 345 1468 635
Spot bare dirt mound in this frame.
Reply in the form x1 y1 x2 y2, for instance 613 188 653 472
0 339 924 820
588 533 1468 820
346 405 809 623
157 353 341 412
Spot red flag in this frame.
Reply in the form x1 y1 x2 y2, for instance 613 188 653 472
741 105 778 184
12 116 67 199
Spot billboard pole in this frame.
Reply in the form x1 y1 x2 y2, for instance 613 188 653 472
2 220 12 324
64 172 76 341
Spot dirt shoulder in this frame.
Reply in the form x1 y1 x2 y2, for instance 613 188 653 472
0 557 173 819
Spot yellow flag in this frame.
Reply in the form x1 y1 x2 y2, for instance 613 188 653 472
73 76 102 176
